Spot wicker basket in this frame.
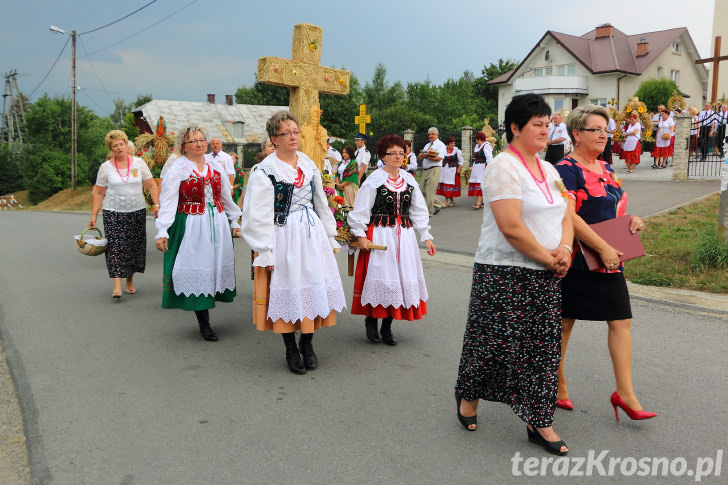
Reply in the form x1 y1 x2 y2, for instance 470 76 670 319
75 227 108 256
661 133 671 140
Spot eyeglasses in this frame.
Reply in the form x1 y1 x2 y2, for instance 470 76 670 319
275 131 301 138
385 152 405 157
185 138 207 145
579 128 609 134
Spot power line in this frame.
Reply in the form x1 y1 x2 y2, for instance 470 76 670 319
78 37 115 104
79 89 109 115
28 36 70 98
86 0 199 57
79 0 159 35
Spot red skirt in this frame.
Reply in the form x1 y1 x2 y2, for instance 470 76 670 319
467 182 482 196
351 226 427 321
653 145 673 158
622 142 642 164
436 175 461 197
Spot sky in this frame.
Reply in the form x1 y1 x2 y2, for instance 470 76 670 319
0 0 718 117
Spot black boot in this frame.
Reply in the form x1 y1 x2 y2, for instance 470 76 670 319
380 317 397 346
299 333 318 370
195 310 218 341
365 316 380 343
282 333 306 375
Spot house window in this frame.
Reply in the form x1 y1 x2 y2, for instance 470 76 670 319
590 98 607 107
671 70 679 84
554 99 564 112
656 66 663 79
231 121 244 139
556 64 575 75
535 67 553 77
672 41 680 54
545 67 553 76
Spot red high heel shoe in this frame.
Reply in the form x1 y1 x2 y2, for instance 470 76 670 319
556 398 574 411
610 392 657 421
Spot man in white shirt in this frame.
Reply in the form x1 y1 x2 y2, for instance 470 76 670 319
417 127 446 215
545 113 568 164
697 102 716 161
354 133 371 184
325 138 342 175
205 137 235 186
717 104 728 157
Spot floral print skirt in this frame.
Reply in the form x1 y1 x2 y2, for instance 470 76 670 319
103 209 146 278
455 263 562 428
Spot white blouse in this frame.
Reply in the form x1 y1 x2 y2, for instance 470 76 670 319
154 157 241 239
474 152 567 270
95 157 152 212
241 152 339 268
347 168 433 242
622 121 642 152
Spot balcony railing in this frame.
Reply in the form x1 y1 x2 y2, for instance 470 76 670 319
513 75 588 95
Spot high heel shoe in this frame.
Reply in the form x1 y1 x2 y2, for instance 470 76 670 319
610 391 657 421
527 426 568 456
556 398 574 410
455 391 477 431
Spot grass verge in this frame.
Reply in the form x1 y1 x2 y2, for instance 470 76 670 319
627 194 728 293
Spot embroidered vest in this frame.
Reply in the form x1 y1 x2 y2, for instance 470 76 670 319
177 169 224 215
369 185 413 228
473 145 487 165
268 174 316 226
443 151 459 168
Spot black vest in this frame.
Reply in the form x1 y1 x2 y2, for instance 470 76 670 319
268 174 316 226
369 184 413 228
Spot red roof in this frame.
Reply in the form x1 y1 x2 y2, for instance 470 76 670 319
489 25 698 85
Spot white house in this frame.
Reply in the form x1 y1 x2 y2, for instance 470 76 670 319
489 24 709 121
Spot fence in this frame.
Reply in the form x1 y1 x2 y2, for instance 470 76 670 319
0 195 23 210
687 116 725 178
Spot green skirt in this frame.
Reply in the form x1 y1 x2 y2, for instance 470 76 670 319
162 212 235 311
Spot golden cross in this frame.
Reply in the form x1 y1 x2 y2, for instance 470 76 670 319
695 36 728 103
354 104 371 134
257 23 350 128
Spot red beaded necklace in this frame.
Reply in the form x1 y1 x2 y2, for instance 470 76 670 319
114 155 131 183
509 145 554 204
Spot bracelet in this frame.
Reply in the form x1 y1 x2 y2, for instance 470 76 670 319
154 204 160 207
558 244 573 254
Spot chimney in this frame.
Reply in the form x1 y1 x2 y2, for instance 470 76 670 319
636 37 649 57
595 24 613 39
225 95 234 106
207 94 215 104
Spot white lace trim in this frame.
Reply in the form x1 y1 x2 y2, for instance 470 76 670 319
172 263 236 297
256 152 317 184
363 168 417 192
166 157 225 183
360 278 428 309
267 280 346 322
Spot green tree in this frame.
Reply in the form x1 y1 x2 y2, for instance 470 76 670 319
132 94 152 108
363 63 405 119
235 80 289 106
375 104 435 134
0 143 24 194
320 72 363 138
22 95 112 201
633 79 680 112
474 58 519 121
110 98 132 127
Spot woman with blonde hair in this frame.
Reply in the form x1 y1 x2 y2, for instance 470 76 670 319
155 125 242 342
90 130 159 299
555 105 655 421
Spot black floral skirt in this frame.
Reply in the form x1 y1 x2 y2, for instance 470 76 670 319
455 263 562 428
103 209 146 278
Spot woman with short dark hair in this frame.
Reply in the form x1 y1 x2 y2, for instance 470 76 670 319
348 134 436 345
467 131 492 209
436 136 463 207
454 94 572 456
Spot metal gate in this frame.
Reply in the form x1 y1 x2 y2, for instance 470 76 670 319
688 116 725 178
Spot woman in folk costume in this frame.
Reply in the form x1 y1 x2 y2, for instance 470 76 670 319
348 134 437 346
334 145 359 207
241 110 346 375
436 136 464 207
155 125 242 342
620 112 642 173
467 131 493 209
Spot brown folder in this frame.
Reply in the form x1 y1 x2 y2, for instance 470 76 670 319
577 214 646 271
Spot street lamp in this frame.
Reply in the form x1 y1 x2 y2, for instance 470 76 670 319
49 25 77 190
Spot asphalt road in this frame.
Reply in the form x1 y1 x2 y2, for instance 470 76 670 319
0 176 726 484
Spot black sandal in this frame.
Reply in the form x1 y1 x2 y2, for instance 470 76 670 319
455 391 477 431
527 426 568 456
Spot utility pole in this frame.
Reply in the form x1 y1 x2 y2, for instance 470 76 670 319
71 30 77 190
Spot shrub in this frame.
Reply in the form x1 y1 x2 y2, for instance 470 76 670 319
691 228 728 270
